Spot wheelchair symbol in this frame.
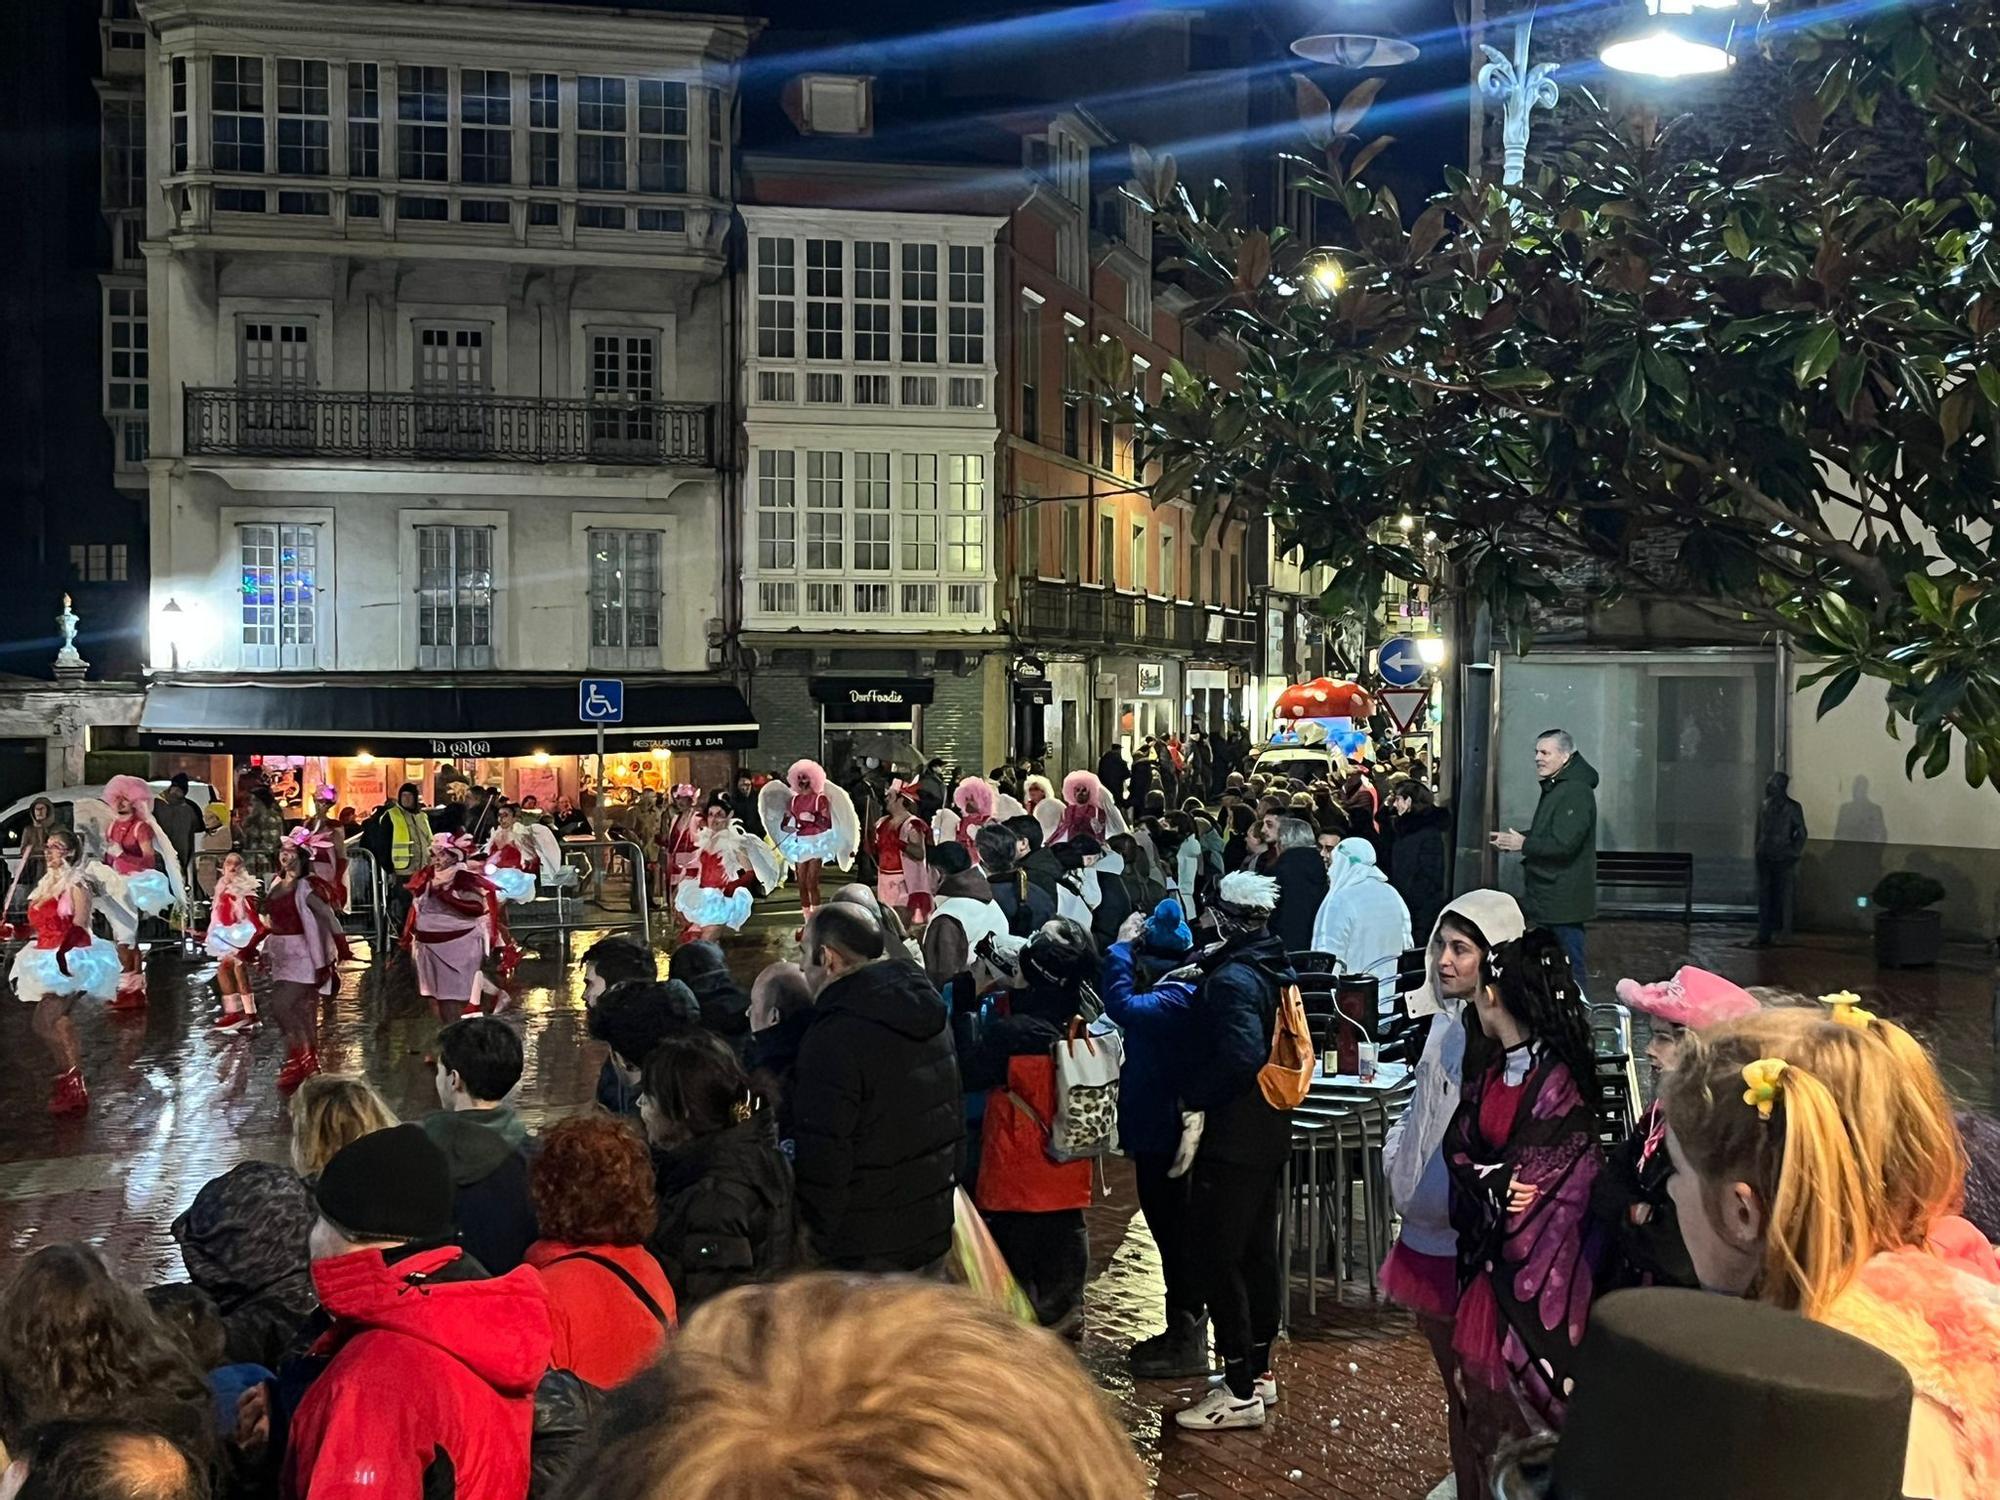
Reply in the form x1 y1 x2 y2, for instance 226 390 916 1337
579 679 624 723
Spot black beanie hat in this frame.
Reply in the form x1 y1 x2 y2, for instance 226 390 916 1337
312 1124 454 1246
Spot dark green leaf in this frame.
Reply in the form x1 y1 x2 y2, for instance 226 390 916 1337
1817 666 1862 718
1793 322 1840 386
1617 358 1647 422
1484 367 1553 391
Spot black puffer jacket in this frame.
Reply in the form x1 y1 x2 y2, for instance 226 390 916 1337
169 1161 319 1369
792 959 963 1272
1184 930 1297 1167
648 1112 795 1311
1270 846 1330 955
1388 804 1452 944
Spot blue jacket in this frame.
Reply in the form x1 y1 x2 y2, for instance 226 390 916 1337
1100 941 1197 1157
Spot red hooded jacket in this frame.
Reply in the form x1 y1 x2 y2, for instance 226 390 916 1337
282 1245 552 1500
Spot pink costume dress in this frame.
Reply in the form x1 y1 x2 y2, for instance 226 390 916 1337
404 865 514 1004
663 809 703 889
262 881 344 998
106 816 175 926
777 791 840 863
302 821 349 911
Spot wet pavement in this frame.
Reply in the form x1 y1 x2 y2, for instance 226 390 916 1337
0 897 1991 1497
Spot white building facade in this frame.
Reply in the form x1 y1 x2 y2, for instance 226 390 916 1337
736 203 1006 773
131 0 760 790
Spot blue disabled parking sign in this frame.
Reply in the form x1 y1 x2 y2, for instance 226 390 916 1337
579 678 624 723
1377 636 1426 688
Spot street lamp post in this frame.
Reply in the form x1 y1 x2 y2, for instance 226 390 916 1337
1478 17 1561 188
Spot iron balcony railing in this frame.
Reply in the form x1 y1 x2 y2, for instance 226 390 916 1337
1019 579 1255 653
184 387 716 467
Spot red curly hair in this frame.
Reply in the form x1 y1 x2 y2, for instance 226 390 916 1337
530 1114 658 1246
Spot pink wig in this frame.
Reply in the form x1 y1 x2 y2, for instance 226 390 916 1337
105 774 154 813
786 759 827 794
954 777 996 817
1615 966 1759 1030
1062 770 1103 807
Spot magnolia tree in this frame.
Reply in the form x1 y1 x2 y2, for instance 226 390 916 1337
1105 1 2000 788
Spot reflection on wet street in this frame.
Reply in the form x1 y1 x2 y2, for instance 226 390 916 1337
0 908 1989 1498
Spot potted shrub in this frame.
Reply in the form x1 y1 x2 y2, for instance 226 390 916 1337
1871 872 1946 968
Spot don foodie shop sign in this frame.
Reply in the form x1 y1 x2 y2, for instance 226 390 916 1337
810 678 934 723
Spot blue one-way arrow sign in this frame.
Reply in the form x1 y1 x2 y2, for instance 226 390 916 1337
579 678 624 723
1377 636 1426 688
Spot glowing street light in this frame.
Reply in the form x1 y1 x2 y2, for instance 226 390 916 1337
1601 0 1763 78
1307 257 1346 297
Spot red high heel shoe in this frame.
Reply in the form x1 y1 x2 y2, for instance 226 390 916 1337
276 1049 312 1095
48 1068 89 1116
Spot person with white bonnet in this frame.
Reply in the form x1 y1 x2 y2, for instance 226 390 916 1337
1308 836 1413 1028
1378 888 1525 1490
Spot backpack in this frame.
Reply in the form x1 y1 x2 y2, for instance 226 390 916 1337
1257 980 1315 1110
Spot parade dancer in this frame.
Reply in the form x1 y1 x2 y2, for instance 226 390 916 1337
660 784 704 908
301 786 350 910
874 779 935 925
675 799 782 943
10 828 121 1115
263 836 348 1094
403 834 517 1022
1038 769 1129 846
759 759 858 917
1022 774 1055 820
202 851 265 1033
932 776 1027 855
96 774 187 1010
481 800 560 906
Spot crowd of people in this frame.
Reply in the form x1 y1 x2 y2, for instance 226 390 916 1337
2 727 1996 1500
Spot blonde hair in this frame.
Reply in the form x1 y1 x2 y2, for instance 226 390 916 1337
288 1074 398 1179
570 1275 1147 1500
1663 1008 1965 1318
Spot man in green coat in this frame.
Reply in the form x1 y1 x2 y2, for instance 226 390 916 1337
1491 729 1599 989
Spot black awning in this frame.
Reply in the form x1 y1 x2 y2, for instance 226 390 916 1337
137 677 759 756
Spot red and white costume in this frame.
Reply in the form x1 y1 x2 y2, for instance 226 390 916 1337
674 819 782 936
1038 769 1129 846
1022 775 1054 819
931 777 1028 854
10 866 121 1005
874 781 935 919
660 788 704 890
202 868 266 960
402 837 518 1007
482 818 560 905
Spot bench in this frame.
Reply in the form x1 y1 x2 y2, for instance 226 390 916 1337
1596 850 1695 925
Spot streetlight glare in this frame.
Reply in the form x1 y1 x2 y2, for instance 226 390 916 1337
1601 29 1735 76
1309 258 1346 296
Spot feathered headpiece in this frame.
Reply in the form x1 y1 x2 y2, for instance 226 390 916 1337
286 825 333 853
1024 774 1054 804
429 833 474 861
313 784 337 803
786 759 827 794
1062 769 1104 807
1216 870 1280 915
671 783 697 801
954 777 997 817
104 774 154 814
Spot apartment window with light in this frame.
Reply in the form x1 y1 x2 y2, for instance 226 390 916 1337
945 454 985 574
529 74 560 187
1063 330 1085 460
637 81 687 193
587 528 662 670
70 544 130 584
947 245 984 363
240 523 320 669
805 239 843 360
805 451 844 570
899 453 939 571
105 287 147 417
397 66 448 182
276 60 329 175
102 95 145 209
415 524 495 670
577 77 627 190
170 57 189 172
854 452 891 571
460 69 512 185
756 451 796 573
854 241 890 361
347 64 380 179
756 237 795 358
900 244 938 363
1017 296 1041 443
211 56 266 173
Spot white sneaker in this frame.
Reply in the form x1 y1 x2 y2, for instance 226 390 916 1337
1174 1386 1267 1431
1210 1369 1279 1405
